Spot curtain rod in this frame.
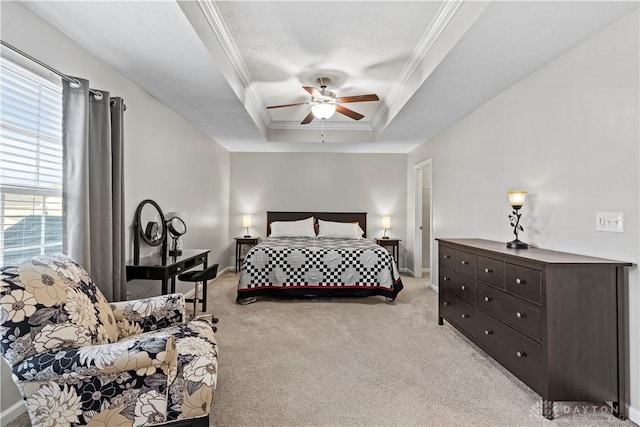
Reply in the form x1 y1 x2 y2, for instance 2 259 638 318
1 40 103 99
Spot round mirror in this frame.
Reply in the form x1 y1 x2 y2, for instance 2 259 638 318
167 216 187 237
135 199 166 246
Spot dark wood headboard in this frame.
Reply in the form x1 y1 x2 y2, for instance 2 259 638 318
266 211 367 237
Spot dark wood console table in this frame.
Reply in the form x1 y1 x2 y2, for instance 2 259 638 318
126 249 210 295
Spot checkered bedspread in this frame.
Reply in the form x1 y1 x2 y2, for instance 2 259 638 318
237 237 403 301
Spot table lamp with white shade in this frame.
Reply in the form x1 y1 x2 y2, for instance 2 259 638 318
381 216 391 239
243 214 252 237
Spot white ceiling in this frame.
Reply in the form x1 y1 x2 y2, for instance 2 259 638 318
21 1 639 153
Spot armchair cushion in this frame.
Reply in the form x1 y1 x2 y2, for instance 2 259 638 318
111 294 186 339
13 334 177 382
14 320 216 426
0 255 118 365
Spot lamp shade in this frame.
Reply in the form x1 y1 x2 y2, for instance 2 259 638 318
311 103 336 119
242 215 252 228
381 216 391 230
508 191 527 208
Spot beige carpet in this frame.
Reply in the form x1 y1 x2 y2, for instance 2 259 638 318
205 272 632 427
6 273 634 427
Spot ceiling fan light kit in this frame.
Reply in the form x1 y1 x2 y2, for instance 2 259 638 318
310 102 336 119
266 76 380 125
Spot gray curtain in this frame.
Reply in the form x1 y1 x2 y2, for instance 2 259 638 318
62 78 126 301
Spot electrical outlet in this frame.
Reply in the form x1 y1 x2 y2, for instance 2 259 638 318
596 212 624 233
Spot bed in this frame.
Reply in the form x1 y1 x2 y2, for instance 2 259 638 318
237 212 404 302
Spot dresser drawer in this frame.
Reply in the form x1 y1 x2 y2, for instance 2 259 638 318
477 256 504 288
440 245 457 270
455 250 476 277
476 282 541 342
440 268 476 304
505 263 541 304
476 310 543 393
440 291 477 337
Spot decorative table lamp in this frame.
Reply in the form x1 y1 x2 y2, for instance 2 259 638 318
243 215 252 237
381 216 391 239
507 191 528 249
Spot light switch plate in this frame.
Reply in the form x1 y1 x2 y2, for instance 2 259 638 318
596 212 624 233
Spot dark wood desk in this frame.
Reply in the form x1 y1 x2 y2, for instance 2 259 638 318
126 249 210 295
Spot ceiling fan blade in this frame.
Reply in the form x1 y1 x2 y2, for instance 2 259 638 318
301 111 315 125
302 86 323 98
339 94 379 103
266 102 307 109
336 105 364 121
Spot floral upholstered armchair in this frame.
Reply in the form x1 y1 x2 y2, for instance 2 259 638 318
0 254 217 427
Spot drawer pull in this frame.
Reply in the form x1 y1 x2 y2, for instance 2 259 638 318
484 268 492 273
516 351 526 358
443 276 450 281
443 301 449 306
461 314 469 319
484 329 492 335
516 311 524 319
443 255 451 259
484 296 491 302
515 278 525 285
461 285 467 290
176 267 181 272
461 260 468 265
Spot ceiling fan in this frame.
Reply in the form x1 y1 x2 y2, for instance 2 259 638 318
266 77 379 125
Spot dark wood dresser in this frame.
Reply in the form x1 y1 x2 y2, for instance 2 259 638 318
437 238 631 420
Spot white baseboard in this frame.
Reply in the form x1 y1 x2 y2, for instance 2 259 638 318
429 283 439 293
219 266 233 276
1 400 26 427
629 405 639 425
400 267 414 276
422 268 431 273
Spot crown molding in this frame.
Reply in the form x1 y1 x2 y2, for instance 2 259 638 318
195 0 271 129
372 0 463 130
372 0 489 134
269 121 373 132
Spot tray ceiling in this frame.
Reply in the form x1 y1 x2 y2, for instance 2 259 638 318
20 1 639 153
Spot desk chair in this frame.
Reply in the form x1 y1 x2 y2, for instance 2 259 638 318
178 264 219 328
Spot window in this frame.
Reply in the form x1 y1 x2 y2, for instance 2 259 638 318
0 57 63 266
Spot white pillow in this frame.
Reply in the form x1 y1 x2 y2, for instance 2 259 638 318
317 219 364 239
270 217 316 238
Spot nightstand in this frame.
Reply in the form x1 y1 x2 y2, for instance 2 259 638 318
375 238 400 264
235 237 259 273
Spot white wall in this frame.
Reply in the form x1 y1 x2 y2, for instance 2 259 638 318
0 2 231 422
229 152 407 267
407 10 640 419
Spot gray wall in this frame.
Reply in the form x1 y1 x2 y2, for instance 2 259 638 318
0 2 231 421
407 10 639 418
229 152 408 268
422 166 432 270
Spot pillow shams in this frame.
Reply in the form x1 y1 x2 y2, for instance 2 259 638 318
317 219 364 239
270 217 316 238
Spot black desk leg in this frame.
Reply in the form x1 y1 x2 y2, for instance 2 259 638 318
171 276 176 294
202 259 208 312
162 278 168 295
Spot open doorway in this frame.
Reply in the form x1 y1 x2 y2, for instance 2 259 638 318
413 160 433 287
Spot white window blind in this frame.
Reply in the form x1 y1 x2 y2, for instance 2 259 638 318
0 57 63 266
